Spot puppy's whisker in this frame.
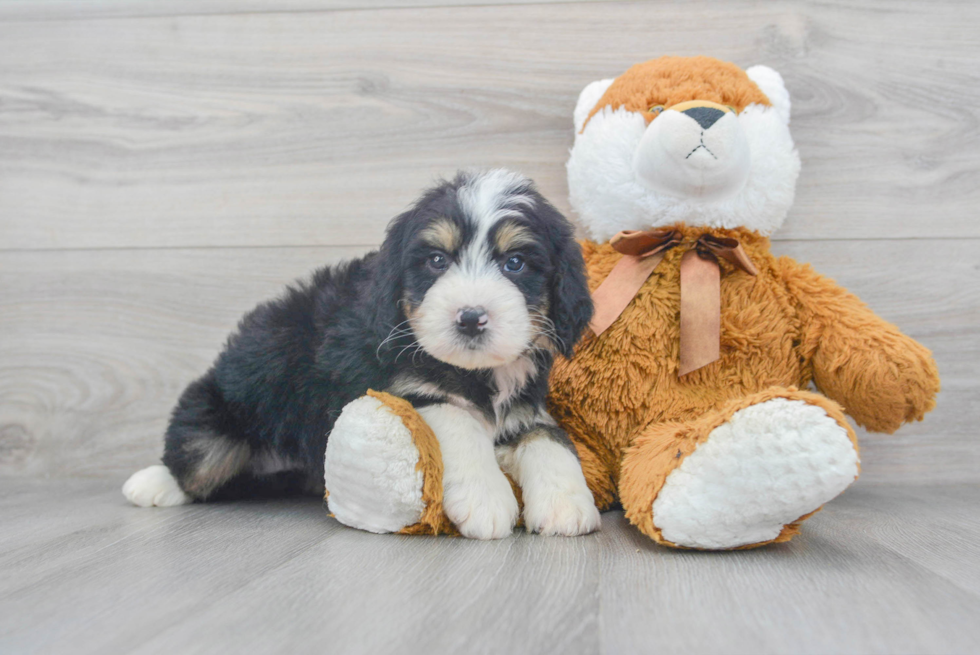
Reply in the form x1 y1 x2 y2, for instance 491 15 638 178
531 323 565 352
377 322 416 359
411 343 425 366
529 315 565 353
393 340 421 363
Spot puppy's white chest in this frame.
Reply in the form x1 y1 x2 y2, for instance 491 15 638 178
491 356 537 413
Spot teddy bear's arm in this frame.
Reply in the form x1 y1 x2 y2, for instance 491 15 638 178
775 256 940 434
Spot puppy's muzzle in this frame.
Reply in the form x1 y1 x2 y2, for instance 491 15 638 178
455 306 488 337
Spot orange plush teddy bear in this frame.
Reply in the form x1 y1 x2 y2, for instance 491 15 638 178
547 55 940 548
323 56 940 550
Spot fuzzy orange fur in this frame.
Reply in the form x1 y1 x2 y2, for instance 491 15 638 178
547 226 939 547
583 56 771 131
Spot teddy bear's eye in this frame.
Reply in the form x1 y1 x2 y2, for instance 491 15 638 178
649 105 665 115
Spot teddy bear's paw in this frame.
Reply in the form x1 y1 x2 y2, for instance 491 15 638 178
523 487 601 537
652 398 859 549
443 471 519 540
324 395 426 534
122 465 192 507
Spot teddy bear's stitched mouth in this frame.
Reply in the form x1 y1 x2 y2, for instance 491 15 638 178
685 133 718 160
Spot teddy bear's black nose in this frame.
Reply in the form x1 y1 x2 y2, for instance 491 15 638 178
683 106 726 130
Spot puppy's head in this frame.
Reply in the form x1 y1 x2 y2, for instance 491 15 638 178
374 170 591 369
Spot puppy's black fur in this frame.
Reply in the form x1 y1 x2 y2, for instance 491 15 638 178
161 172 592 500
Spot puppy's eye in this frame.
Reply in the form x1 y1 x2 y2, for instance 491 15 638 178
427 252 449 272
503 254 525 273
649 105 665 115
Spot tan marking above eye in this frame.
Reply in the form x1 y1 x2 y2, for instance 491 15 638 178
419 218 461 253
494 222 535 252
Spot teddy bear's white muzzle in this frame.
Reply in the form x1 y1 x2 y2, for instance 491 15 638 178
632 108 751 201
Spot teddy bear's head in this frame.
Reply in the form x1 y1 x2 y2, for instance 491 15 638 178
567 56 800 242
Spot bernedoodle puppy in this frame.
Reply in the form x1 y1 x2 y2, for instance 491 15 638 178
123 169 601 539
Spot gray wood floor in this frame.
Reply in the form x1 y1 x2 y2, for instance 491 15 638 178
1 479 979 655
2 1 979 653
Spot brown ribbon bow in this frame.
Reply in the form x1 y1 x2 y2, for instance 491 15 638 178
589 228 759 376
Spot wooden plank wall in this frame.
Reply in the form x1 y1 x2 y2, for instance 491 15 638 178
1 0 977 483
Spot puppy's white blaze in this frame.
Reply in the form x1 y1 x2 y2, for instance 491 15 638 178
457 169 535 231
457 169 535 277
498 434 601 537
418 403 519 540
414 260 531 370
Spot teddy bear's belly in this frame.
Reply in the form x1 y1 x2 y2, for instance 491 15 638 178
549 278 808 456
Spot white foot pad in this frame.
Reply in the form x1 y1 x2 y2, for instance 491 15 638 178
502 436 601 537
122 465 192 507
442 470 519 540
652 399 859 549
523 486 601 537
324 396 425 534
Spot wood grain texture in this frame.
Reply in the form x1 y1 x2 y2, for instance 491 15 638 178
0 246 369 478
0 479 601 655
1 240 975 483
1 0 979 250
0 0 620 22
1 479 978 655
598 483 980 655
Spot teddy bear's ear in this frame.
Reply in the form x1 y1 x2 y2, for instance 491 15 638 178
746 65 791 125
573 78 615 134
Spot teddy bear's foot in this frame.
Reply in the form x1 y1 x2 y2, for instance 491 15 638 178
653 398 858 548
621 389 860 549
324 394 428 534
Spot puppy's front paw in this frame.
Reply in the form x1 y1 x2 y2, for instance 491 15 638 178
122 465 191 507
443 472 519 540
523 487 601 537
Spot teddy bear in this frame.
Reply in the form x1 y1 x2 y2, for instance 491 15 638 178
322 56 940 549
546 55 940 548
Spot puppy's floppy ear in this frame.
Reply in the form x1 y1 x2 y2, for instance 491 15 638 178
369 208 414 340
543 206 593 358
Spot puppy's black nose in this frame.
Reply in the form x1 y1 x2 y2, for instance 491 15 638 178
455 307 488 337
683 106 726 130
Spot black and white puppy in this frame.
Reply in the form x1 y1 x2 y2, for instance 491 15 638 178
123 169 600 538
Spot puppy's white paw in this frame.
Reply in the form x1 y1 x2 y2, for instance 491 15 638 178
122 465 191 507
523 487 601 537
443 472 519 540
